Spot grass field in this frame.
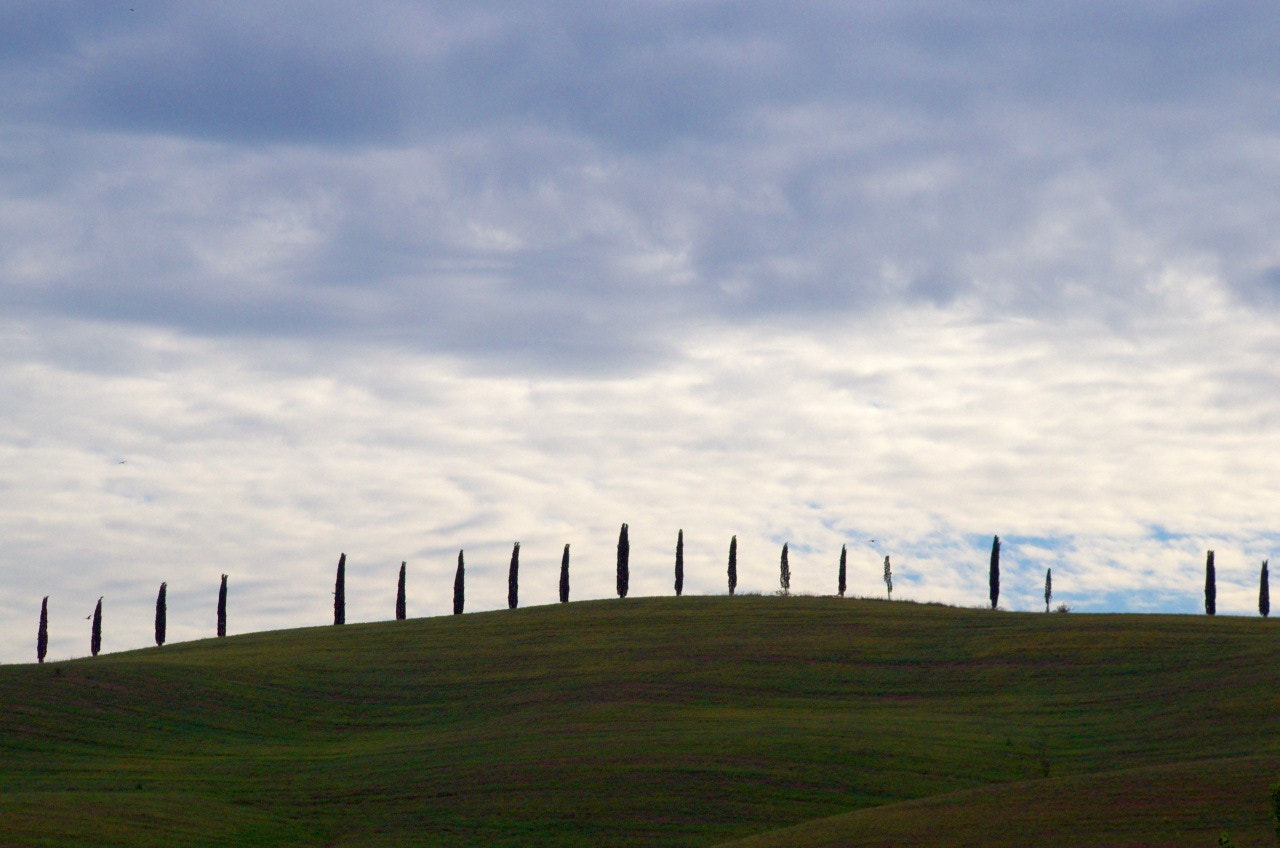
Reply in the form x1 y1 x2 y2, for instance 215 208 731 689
1 596 1277 846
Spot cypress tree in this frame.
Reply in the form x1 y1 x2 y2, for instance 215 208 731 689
559 544 570 603
1205 550 1216 616
616 523 630 599
674 530 684 597
727 536 738 596
883 555 892 599
396 561 407 621
837 545 847 597
780 543 790 595
507 542 520 610
217 574 228 637
1044 568 1052 613
453 550 465 615
1260 559 1270 618
334 553 346 626
989 535 1001 610
90 597 102 657
37 596 48 664
154 582 167 647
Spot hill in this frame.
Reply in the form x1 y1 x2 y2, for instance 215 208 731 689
1 596 1277 846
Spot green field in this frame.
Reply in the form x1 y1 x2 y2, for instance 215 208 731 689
2 596 1277 846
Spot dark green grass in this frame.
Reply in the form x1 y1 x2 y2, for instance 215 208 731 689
1 596 1277 846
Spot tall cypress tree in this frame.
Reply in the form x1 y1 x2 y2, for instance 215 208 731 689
334 553 346 626
154 582 167 647
838 545 847 597
90 597 102 657
559 544 570 603
1205 550 1216 616
37 596 48 664
453 550 465 615
217 574 228 637
989 536 1001 610
616 523 630 598
727 536 738 596
1260 559 1270 618
883 555 893 600
507 542 520 610
1044 568 1053 613
780 543 791 595
396 561 407 621
674 530 684 597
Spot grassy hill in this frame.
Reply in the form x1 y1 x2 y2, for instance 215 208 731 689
1 596 1277 846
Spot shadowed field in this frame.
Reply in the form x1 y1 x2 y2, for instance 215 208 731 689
1 596 1277 846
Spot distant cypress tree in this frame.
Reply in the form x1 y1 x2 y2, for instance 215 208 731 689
883 555 893 600
37 596 48 664
154 582 167 647
674 530 684 597
217 574 228 637
90 597 102 657
727 536 738 596
1044 568 1052 613
780 543 790 595
1205 550 1216 616
989 536 1001 610
507 542 520 610
1260 559 1270 618
396 561 407 621
334 553 346 626
838 545 847 597
559 544 570 603
616 523 630 598
453 550 465 615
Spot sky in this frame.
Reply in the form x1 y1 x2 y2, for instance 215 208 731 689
2 1 1279 663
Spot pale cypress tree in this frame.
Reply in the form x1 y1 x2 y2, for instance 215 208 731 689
37 596 48 664
1260 559 1270 618
1044 568 1052 613
396 561 407 620
883 555 892 599
674 530 684 597
453 550 465 615
90 597 102 657
989 536 1001 610
616 523 630 598
727 536 738 596
780 543 790 595
1205 550 1216 616
334 553 346 626
507 542 520 610
837 545 847 597
559 544 570 603
217 574 228 637
154 582 167 647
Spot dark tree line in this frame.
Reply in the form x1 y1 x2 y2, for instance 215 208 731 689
989 535 1001 610
727 536 738 596
396 562 407 621
1205 550 1216 616
334 553 346 626
674 530 684 597
616 523 630 599
155 582 167 647
508 543 520 610
560 544 571 603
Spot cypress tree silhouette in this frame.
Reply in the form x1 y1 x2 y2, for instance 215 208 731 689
727 536 738 595
1260 559 1270 618
396 561 407 621
674 530 684 597
838 545 847 597
453 550 465 615
559 544 570 603
1044 568 1053 613
508 542 520 610
334 553 346 626
1205 550 1216 616
37 596 48 664
989 536 1001 610
780 543 791 595
90 597 102 657
883 555 893 599
154 582 167 647
217 574 228 637
616 523 630 598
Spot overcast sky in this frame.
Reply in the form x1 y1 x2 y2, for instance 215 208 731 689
3 1 1279 663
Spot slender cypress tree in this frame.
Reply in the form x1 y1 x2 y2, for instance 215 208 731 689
727 536 738 596
37 596 48 664
217 574 228 637
989 536 1001 610
616 523 630 598
838 545 847 597
559 544 570 603
780 543 791 595
674 530 684 597
1044 568 1053 613
1205 550 1216 616
883 555 893 599
334 553 346 626
1260 559 1270 618
453 550 465 615
155 582 167 647
396 561 407 620
507 542 520 610
90 597 102 657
